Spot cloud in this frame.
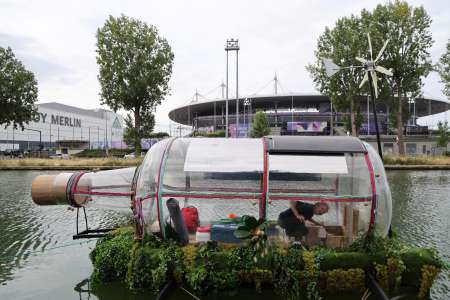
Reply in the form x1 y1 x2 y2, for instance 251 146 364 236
0 32 77 84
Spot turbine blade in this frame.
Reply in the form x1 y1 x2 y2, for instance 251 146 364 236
322 58 341 77
375 65 393 76
359 72 368 89
355 56 366 64
375 39 390 62
371 71 378 98
367 33 373 61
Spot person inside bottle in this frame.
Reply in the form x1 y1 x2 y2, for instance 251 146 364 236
278 201 329 242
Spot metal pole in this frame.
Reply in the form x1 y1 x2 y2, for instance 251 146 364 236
330 101 334 136
275 102 278 127
39 131 42 158
367 72 383 159
214 101 217 132
274 73 278 95
291 96 294 135
236 49 239 137
88 127 91 149
104 111 109 156
243 101 246 129
225 51 229 138
367 95 370 135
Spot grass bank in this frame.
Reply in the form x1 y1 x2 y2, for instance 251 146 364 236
383 155 450 166
0 157 143 170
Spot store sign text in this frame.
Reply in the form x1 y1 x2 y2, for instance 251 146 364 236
34 113 82 128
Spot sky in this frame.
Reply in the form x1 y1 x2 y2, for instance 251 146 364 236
1 0 449 132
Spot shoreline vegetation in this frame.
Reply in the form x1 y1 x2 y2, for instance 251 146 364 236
0 155 449 170
0 157 143 170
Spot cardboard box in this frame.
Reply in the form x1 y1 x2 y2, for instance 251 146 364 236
325 234 345 248
325 225 345 249
305 225 321 246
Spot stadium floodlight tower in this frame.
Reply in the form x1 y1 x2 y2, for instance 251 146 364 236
323 33 392 159
225 38 240 138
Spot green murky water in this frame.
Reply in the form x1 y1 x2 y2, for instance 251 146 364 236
0 170 448 299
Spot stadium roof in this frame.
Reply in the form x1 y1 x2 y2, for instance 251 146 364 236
168 93 450 126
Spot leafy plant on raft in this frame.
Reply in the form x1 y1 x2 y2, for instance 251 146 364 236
89 227 446 299
233 215 268 263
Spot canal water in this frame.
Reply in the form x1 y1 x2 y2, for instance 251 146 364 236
0 170 448 299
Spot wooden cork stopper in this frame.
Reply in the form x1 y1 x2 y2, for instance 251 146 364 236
31 173 73 205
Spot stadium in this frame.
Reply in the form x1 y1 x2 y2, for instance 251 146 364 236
169 91 450 154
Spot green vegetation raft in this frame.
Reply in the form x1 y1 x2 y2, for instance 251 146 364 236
90 227 445 299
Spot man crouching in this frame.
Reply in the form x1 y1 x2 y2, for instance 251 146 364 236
278 201 329 243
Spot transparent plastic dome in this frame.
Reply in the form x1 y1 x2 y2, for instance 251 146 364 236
364 142 393 237
131 136 393 246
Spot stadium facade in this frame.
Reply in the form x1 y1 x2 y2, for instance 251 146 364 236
169 93 450 154
0 102 125 152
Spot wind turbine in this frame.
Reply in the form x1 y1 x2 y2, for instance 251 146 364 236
323 33 392 159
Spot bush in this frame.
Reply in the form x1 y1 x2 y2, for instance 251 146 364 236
74 148 134 158
90 228 134 284
251 111 270 138
147 132 170 139
90 229 444 298
192 130 225 138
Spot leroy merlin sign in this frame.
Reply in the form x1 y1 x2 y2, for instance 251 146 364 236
33 112 82 128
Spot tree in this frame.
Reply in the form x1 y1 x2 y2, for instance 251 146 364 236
436 121 450 148
307 15 366 136
123 110 155 148
0 46 38 129
362 1 434 154
438 38 450 98
96 15 174 153
251 111 271 138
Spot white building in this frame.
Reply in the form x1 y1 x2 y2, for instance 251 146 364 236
0 102 125 151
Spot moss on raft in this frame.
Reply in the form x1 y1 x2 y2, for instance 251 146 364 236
89 228 445 298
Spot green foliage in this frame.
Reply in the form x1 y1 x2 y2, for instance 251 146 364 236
438 38 450 98
96 15 174 153
306 14 365 136
436 121 450 148
0 46 38 129
374 257 406 295
322 268 365 293
303 251 322 300
401 248 443 287
123 111 155 149
73 148 134 158
418 265 440 298
308 0 434 144
363 1 434 153
126 244 167 291
192 130 226 138
90 229 134 284
271 247 303 299
90 229 443 297
251 111 271 138
148 132 170 138
343 113 364 135
320 252 373 271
